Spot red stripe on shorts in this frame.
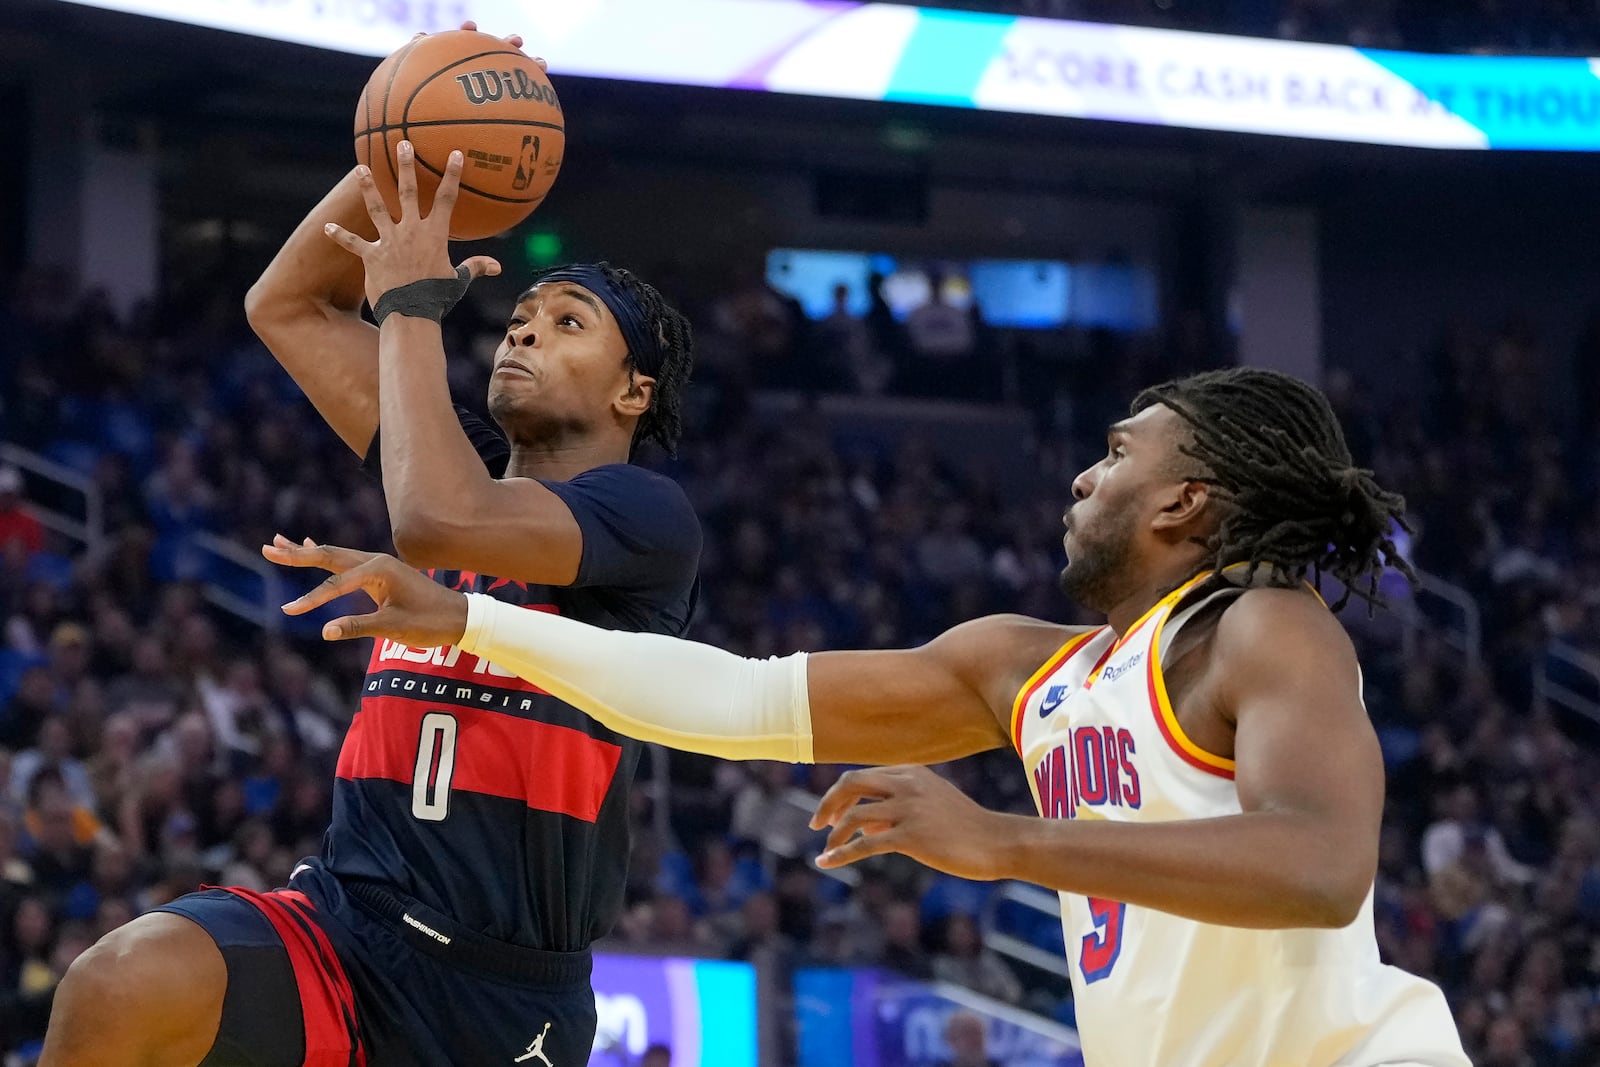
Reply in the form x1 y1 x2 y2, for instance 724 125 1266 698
223 885 367 1067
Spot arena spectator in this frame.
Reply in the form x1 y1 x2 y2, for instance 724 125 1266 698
936 1011 1001 1067
0 468 42 557
932 913 1024 1005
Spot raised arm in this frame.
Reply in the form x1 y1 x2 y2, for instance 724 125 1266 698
244 168 504 463
243 169 382 456
263 541 1076 765
375 314 587 584
813 588 1384 929
325 144 598 585
245 23 527 458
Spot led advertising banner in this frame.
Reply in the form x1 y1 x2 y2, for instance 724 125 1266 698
590 953 757 1067
795 968 1084 1067
52 0 1600 149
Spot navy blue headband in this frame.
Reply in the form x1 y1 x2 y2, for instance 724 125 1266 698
528 265 662 379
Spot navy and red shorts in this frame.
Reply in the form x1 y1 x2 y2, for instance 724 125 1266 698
154 861 598 1067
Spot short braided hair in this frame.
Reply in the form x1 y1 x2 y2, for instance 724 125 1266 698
1133 367 1413 611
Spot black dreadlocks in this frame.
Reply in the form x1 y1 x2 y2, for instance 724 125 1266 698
1132 367 1413 611
531 262 694 456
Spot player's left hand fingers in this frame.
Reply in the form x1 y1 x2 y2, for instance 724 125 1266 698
350 164 394 230
810 768 901 830
262 534 381 577
323 588 469 647
817 827 903 870
458 255 502 281
323 222 374 258
396 141 421 218
280 569 378 617
458 20 528 52
319 605 394 642
429 150 464 228
822 800 900 855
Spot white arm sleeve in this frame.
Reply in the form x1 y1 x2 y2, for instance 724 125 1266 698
458 593 814 763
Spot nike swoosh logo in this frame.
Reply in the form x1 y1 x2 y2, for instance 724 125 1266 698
1039 690 1072 716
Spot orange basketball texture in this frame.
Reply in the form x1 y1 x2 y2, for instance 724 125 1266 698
354 31 564 241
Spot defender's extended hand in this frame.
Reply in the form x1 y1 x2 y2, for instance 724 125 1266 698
263 534 469 647
809 765 1010 880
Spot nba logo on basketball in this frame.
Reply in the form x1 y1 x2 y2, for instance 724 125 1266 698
513 136 540 191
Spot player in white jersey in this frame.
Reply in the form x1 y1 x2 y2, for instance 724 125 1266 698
266 367 1470 1066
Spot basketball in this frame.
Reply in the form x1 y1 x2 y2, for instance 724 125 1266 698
354 30 564 241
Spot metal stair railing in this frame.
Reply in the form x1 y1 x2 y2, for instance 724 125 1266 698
2 442 289 631
1535 639 1600 727
189 531 288 633
0 442 103 552
1401 568 1482 673
982 881 1073 981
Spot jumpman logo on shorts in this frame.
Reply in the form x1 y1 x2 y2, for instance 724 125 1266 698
514 1022 554 1065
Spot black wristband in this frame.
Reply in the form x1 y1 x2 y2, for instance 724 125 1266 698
372 264 474 326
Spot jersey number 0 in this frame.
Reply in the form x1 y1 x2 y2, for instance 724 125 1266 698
412 712 459 821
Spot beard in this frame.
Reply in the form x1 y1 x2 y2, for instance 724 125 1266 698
1058 508 1138 614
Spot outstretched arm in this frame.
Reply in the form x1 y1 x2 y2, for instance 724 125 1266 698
263 540 1075 765
244 168 382 456
811 589 1383 929
805 616 1065 764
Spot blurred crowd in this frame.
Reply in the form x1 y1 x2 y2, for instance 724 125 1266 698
896 0 1600 53
2 264 1600 1066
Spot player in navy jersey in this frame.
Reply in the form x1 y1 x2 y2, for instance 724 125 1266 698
41 37 700 1067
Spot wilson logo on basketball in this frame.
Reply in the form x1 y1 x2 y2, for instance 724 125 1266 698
454 69 562 109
